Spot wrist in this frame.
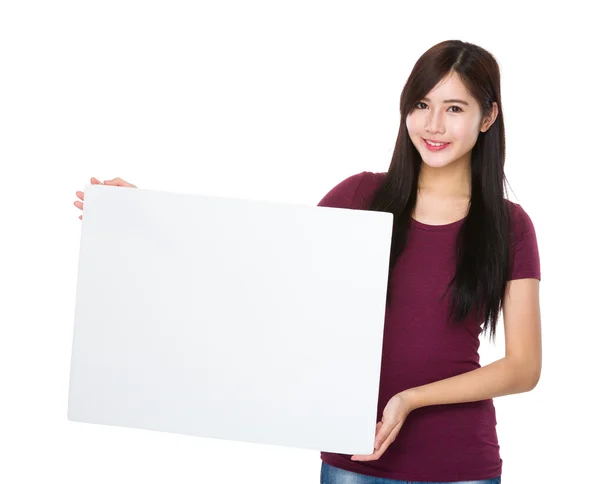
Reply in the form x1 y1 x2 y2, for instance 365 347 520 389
398 388 420 412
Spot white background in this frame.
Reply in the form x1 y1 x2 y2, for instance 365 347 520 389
1 1 598 482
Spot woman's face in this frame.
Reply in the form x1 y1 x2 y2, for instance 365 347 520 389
406 72 496 170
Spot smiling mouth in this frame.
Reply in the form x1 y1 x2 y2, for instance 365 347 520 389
423 138 450 146
422 138 451 151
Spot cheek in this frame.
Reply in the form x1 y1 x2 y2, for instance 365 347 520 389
448 124 479 144
405 115 420 141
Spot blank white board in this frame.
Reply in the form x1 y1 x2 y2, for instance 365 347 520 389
68 184 393 455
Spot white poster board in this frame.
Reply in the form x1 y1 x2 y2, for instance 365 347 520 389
68 185 393 455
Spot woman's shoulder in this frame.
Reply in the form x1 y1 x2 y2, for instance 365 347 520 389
362 170 387 182
317 170 386 209
503 199 541 280
504 199 537 236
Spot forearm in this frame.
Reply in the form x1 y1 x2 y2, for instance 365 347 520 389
402 357 538 411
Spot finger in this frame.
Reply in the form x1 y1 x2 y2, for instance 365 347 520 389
76 191 84 201
74 201 83 210
351 422 385 462
90 177 103 184
351 452 372 461
374 422 384 449
375 422 402 453
375 424 393 450
104 177 136 188
79 215 82 220
353 433 396 461
351 450 381 462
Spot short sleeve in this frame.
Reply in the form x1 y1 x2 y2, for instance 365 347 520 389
317 171 368 209
508 203 541 281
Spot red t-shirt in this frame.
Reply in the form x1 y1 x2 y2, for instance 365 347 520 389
317 171 541 482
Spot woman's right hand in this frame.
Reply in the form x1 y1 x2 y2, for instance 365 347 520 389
74 177 138 220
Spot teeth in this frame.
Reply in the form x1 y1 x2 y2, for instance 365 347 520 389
425 139 447 147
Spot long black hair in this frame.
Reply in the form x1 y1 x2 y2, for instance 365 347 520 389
367 40 516 342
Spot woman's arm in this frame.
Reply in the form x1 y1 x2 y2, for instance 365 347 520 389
403 278 541 410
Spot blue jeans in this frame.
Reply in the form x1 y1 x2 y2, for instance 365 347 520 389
320 462 501 484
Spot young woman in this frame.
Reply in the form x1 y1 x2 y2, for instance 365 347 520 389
316 40 541 483
73 39 541 484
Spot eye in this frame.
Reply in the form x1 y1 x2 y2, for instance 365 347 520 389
414 102 463 113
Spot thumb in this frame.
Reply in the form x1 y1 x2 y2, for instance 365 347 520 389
374 421 384 449
104 177 137 188
375 420 398 450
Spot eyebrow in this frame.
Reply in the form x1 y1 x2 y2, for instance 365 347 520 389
422 96 469 106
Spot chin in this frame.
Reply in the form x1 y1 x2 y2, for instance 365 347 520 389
420 150 458 165
421 159 456 169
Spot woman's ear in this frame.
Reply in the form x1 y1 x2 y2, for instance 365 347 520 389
480 101 499 133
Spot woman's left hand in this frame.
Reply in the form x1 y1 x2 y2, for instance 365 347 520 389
351 391 413 462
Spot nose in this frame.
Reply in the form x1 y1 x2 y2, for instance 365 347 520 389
425 108 445 135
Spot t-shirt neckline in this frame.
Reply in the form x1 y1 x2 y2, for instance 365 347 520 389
410 215 467 232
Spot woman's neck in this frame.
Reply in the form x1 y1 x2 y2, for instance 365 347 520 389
417 159 471 199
